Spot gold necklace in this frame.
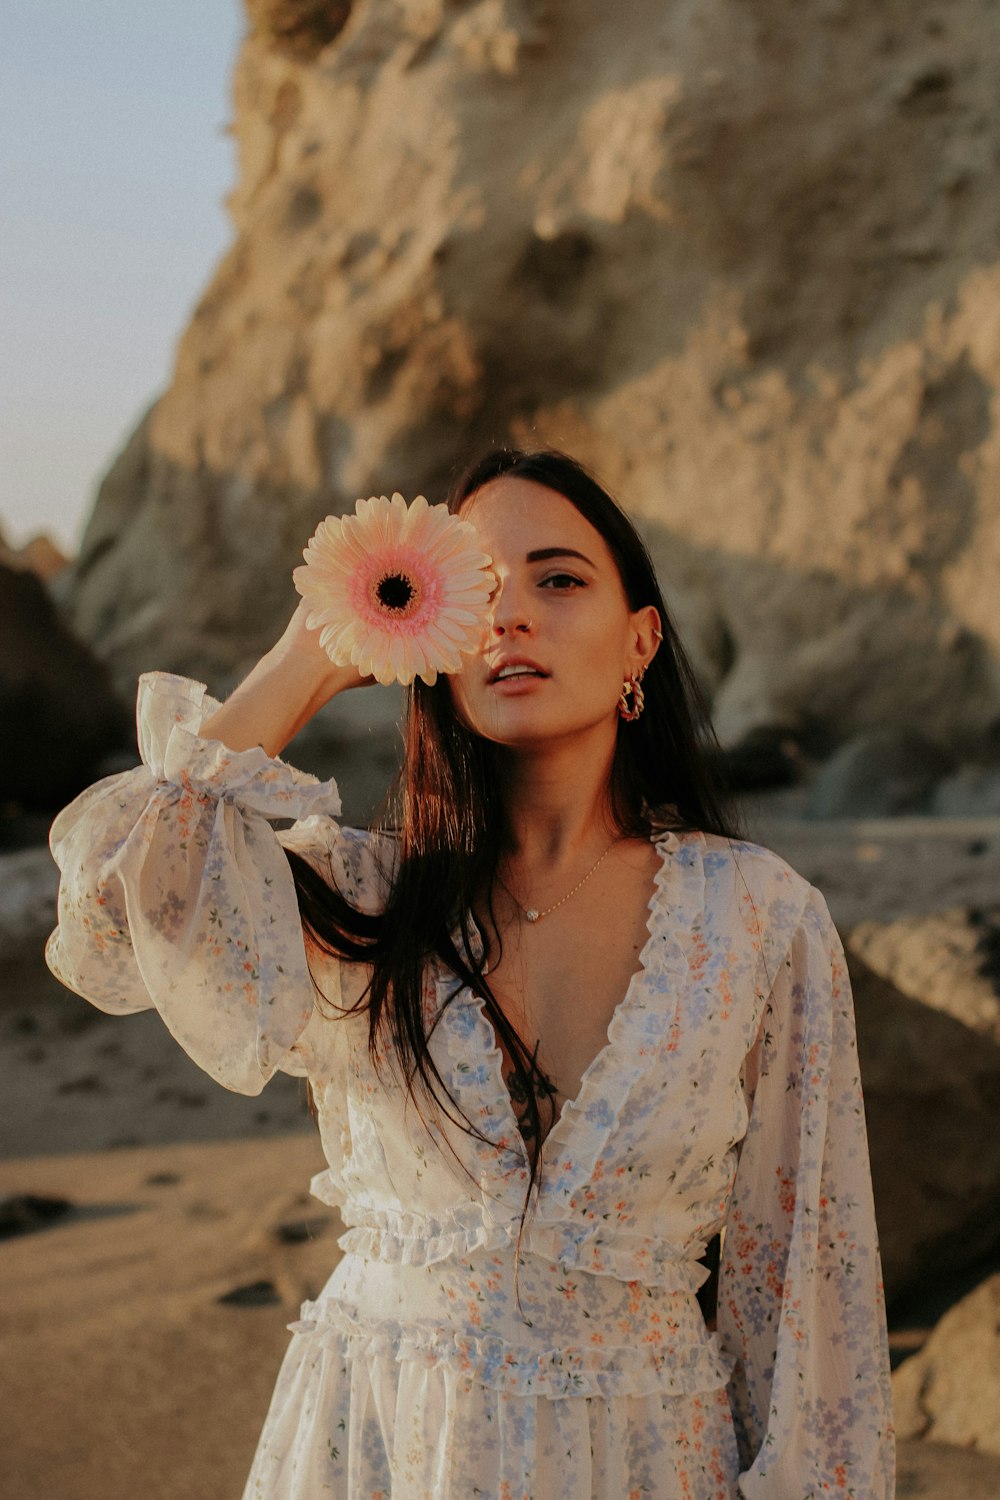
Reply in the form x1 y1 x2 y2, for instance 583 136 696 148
502 839 619 923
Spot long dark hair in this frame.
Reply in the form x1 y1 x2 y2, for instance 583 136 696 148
285 449 744 1195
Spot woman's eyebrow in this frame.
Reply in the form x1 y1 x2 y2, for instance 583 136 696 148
525 547 596 566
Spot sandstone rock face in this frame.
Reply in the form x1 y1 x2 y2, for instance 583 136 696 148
892 1272 1000 1454
849 904 1000 1044
64 0 1000 763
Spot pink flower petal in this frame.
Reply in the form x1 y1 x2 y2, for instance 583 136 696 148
293 493 494 685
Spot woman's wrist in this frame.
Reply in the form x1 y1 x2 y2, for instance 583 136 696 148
199 644 343 757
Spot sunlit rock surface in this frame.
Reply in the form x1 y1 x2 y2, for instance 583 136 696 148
61 0 1000 767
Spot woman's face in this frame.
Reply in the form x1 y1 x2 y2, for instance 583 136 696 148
449 476 660 748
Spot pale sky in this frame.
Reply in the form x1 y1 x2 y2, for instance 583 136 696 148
1 2 243 553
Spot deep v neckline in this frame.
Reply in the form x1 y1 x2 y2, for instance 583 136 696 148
463 831 675 1167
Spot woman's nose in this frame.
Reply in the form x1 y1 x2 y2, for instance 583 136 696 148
492 616 533 636
489 591 533 636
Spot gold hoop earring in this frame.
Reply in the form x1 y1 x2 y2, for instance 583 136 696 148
618 672 645 722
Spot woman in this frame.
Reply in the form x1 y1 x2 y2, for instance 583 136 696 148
46 449 895 1498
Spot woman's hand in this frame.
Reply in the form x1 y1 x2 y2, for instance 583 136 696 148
199 602 379 756
271 600 377 696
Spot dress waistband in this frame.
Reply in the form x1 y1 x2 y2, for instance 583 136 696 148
318 1189 711 1291
288 1244 735 1401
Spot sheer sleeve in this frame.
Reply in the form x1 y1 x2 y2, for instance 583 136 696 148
718 886 895 1498
45 671 385 1095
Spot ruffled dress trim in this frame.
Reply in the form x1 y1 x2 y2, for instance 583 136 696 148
325 1199 711 1290
435 829 705 1205
136 672 341 818
287 1296 736 1400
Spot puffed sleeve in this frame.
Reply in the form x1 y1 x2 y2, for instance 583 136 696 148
718 886 895 1498
45 671 382 1095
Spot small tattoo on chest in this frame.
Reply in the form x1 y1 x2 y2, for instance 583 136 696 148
505 1041 559 1145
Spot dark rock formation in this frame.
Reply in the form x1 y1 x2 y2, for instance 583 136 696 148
217 1279 282 1306
895 1438 1000 1499
0 563 131 816
804 729 953 819
849 947 1000 1311
0 1194 73 1240
849 903 1000 1043
931 766 1000 817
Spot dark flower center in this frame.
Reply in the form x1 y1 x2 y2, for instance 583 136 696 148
376 572 416 612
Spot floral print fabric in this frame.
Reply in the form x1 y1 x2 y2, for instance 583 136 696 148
46 671 895 1499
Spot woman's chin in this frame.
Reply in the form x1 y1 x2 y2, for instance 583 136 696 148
475 707 616 752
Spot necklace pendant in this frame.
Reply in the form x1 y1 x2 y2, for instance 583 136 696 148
525 908 539 923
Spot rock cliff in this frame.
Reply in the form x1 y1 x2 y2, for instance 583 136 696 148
65 0 1000 755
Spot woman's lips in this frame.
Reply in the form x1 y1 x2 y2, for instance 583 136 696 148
488 673 548 691
486 657 549 684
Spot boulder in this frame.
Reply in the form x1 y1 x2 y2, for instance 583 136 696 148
0 848 65 1008
0 563 131 813
931 765 1000 817
895 1438 1000 1499
847 948 1000 1311
758 818 1000 930
803 729 952 819
718 725 811 794
849 904 1000 1044
892 1272 1000 1454
55 0 1000 763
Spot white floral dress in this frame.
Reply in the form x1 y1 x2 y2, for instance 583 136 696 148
46 673 895 1500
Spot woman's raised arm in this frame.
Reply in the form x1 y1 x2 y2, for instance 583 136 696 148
199 600 374 755
45 605 379 1095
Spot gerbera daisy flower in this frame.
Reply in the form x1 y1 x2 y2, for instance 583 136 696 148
292 492 495 686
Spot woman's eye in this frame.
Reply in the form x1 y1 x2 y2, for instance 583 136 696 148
539 573 585 590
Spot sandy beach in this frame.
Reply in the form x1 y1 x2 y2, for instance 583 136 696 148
0 1136 334 1500
5 1134 1000 1500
